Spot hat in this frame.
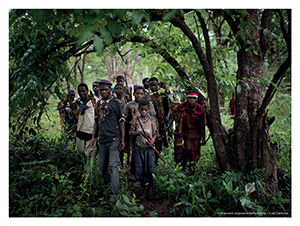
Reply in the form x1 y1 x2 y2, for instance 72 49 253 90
99 79 112 87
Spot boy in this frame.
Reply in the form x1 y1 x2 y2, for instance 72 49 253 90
129 99 158 199
91 79 125 202
124 86 156 174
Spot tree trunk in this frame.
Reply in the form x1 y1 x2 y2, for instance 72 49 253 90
145 65 149 78
232 49 265 172
261 113 278 196
216 9 285 196
229 24 279 196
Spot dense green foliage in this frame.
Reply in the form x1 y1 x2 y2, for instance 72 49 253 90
9 92 291 217
9 8 291 217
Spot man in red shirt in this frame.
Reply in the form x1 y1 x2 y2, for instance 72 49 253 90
171 90 206 169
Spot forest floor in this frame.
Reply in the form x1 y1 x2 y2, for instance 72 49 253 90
123 165 177 217
128 180 177 217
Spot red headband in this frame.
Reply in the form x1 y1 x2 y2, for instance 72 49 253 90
186 92 199 98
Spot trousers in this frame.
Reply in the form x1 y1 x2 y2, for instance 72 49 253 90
99 137 120 196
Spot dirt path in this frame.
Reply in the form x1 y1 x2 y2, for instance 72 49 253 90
128 180 177 217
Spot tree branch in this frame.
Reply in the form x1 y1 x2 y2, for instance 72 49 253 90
276 9 291 55
169 13 211 75
262 49 287 76
256 55 291 122
130 35 189 80
196 11 213 68
260 9 272 54
193 13 201 43
220 9 245 46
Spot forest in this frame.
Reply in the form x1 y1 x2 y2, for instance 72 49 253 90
8 9 292 219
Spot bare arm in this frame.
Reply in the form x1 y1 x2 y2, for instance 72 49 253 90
118 120 125 150
129 125 143 137
91 117 99 148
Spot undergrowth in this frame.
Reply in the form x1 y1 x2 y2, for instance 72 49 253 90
9 92 291 217
9 130 291 217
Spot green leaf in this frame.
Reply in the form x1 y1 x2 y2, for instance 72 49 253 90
120 211 129 216
245 82 251 90
263 29 270 36
29 9 46 24
24 32 29 41
245 40 252 45
93 35 104 56
162 9 179 22
100 27 113 45
237 84 242 94
77 30 94 45
256 25 262 30
122 194 131 205
107 18 122 36
138 205 144 211
115 9 127 19
131 11 143 25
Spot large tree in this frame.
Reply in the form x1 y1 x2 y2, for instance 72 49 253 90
9 9 291 195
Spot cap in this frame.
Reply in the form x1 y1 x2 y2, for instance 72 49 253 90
99 79 112 87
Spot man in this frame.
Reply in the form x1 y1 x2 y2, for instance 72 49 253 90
114 83 125 110
57 89 77 134
142 77 151 98
114 75 132 103
171 90 206 169
148 77 171 158
91 79 125 202
92 81 101 102
75 83 96 175
114 83 128 168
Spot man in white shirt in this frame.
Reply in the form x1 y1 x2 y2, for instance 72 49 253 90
76 83 96 175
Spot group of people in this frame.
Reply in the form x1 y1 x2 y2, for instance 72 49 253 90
57 75 207 202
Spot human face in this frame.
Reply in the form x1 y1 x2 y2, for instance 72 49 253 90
134 89 145 102
115 86 123 97
117 79 124 86
68 93 75 102
187 97 198 108
143 79 150 89
78 86 88 100
149 81 159 92
138 105 150 117
99 84 112 100
92 82 100 95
